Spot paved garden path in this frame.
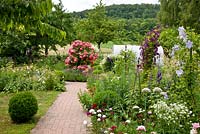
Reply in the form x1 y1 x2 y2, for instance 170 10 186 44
31 82 90 134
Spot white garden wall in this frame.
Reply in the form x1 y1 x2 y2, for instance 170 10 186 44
112 45 164 65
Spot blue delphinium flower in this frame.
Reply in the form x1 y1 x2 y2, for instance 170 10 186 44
178 26 187 41
186 40 193 49
176 69 184 77
171 45 180 57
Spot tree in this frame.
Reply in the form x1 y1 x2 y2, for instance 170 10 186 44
75 0 117 50
35 0 74 56
159 0 200 33
0 0 66 63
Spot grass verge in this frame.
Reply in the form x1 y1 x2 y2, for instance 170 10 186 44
0 91 60 134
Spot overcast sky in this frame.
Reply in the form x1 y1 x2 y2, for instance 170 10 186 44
53 0 159 12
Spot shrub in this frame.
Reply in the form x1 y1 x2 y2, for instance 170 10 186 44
65 40 98 72
8 92 38 123
93 90 121 108
45 74 55 90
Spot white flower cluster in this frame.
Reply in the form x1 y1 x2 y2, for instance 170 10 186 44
153 87 162 93
151 101 191 124
142 88 151 93
88 109 107 122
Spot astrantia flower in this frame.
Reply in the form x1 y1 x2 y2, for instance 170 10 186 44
97 114 102 117
133 105 140 109
192 123 200 129
153 87 162 92
89 109 95 114
142 88 151 93
102 115 106 118
190 129 198 134
176 69 184 77
97 109 102 113
186 40 193 49
136 125 146 131
148 111 152 115
97 118 101 122
104 130 108 134
125 120 131 124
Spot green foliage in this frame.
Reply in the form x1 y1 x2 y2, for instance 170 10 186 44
101 56 116 72
63 69 87 82
159 0 200 33
8 92 38 123
0 0 52 30
0 0 70 63
35 55 66 70
114 50 136 75
93 90 121 108
78 91 93 110
36 0 74 56
158 27 180 57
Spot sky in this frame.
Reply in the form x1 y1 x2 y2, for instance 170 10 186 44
53 0 159 12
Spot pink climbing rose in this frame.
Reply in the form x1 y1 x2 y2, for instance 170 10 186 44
65 40 98 71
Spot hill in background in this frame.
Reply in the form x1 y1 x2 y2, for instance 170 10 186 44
71 4 160 19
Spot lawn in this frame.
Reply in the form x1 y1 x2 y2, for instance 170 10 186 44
0 91 60 134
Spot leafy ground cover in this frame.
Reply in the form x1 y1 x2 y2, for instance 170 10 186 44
0 91 60 134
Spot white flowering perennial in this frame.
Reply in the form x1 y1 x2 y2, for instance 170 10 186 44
132 105 140 109
125 120 131 124
151 101 191 125
142 88 151 93
153 87 162 93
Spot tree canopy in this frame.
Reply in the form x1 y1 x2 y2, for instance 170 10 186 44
159 0 200 33
75 0 118 50
72 4 160 19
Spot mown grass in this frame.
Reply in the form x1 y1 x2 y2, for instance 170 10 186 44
0 91 60 134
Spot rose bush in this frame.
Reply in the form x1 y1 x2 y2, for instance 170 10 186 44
65 40 98 72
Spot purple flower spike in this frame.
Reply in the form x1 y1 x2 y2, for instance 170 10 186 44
157 70 162 83
186 40 193 49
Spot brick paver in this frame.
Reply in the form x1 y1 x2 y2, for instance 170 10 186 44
31 82 90 134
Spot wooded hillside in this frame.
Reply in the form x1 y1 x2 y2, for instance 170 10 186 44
71 4 160 19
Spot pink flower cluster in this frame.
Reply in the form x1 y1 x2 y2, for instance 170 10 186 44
192 123 200 129
65 40 98 71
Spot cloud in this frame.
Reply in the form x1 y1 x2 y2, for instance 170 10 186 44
53 0 159 12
